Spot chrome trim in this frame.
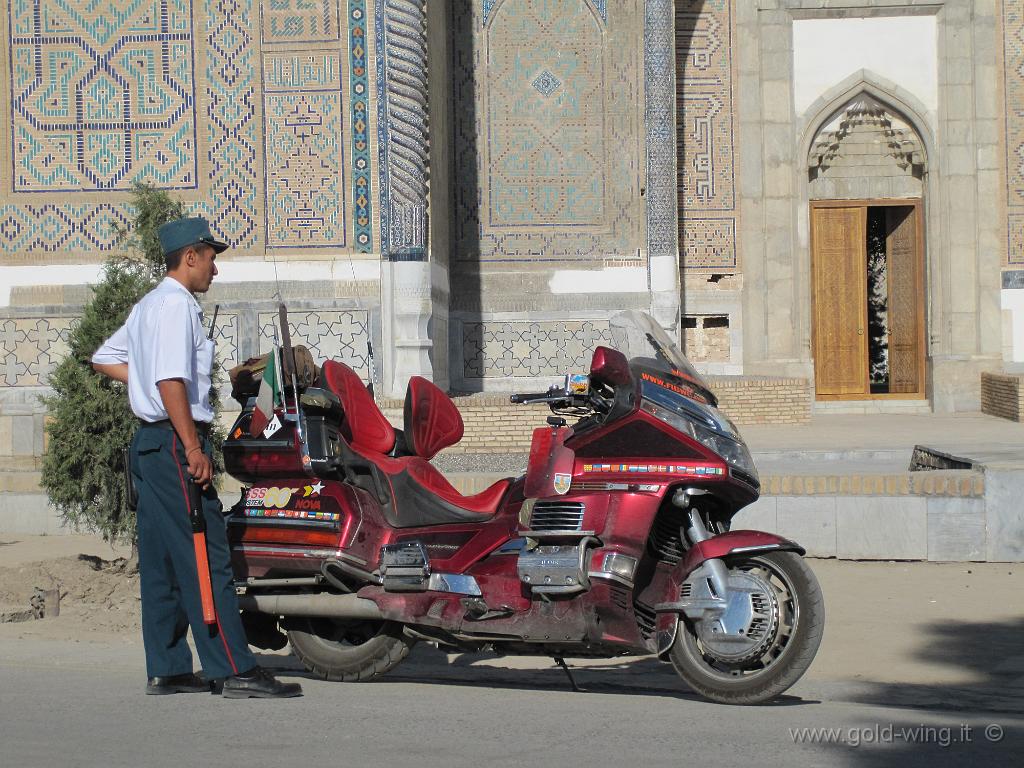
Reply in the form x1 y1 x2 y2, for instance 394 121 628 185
333 550 369 567
519 529 597 538
587 570 635 588
529 500 585 531
234 576 323 592
729 543 784 554
427 573 482 596
233 544 342 558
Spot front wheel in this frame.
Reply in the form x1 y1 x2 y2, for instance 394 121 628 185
668 551 824 705
287 618 415 681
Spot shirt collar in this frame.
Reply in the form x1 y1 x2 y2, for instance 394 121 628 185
160 276 202 313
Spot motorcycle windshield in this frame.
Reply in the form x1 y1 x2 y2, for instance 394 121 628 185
608 311 717 406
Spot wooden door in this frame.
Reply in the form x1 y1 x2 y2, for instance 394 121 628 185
812 206 869 396
885 206 924 394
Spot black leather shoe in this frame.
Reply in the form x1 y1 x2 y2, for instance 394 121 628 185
221 666 303 699
145 672 211 695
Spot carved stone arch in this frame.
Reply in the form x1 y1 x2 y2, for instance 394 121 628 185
797 69 935 175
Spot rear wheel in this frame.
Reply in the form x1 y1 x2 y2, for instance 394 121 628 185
668 551 824 705
287 618 414 682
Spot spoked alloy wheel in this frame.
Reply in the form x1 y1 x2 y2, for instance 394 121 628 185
668 551 824 705
287 618 414 682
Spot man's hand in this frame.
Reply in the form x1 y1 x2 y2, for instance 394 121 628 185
185 445 213 487
157 378 213 489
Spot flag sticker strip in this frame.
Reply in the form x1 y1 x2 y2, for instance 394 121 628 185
244 509 340 521
581 464 725 476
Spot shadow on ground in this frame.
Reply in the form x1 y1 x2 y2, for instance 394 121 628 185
256 642 817 706
818 617 1024 767
848 618 1024 716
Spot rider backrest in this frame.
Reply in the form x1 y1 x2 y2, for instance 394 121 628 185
403 376 464 460
321 360 395 455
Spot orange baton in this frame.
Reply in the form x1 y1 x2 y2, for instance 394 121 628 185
188 481 218 625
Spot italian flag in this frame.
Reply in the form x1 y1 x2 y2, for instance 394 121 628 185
249 348 282 437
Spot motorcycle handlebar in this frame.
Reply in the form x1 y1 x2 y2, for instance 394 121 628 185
509 391 556 404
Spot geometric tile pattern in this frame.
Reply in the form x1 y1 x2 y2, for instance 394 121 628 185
453 0 642 263
263 53 347 248
676 0 737 271
1009 214 1024 267
258 310 370 380
201 310 239 374
531 70 562 97
261 0 340 43
0 317 75 386
643 0 678 275
9 0 198 191
0 203 131 256
462 320 612 378
200 0 261 251
2 0 374 261
483 0 606 25
681 217 736 270
375 0 429 256
486 0 605 227
1004 0 1024 265
348 0 373 251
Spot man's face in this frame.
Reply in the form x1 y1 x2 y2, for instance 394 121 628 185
188 245 218 293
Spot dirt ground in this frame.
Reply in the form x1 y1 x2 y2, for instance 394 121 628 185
1 534 1022 693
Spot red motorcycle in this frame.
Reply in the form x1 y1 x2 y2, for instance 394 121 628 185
224 311 824 704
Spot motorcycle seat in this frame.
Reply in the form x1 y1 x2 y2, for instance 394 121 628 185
321 360 396 455
322 365 511 526
370 453 511 527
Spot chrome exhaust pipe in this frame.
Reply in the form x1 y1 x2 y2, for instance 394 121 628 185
237 592 383 620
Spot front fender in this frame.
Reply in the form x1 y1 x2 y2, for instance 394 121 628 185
653 530 805 657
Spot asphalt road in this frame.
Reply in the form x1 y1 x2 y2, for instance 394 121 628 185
2 556 1023 768
0 634 1020 768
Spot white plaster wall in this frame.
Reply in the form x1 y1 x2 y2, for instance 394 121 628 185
1001 289 1024 363
793 16 938 120
548 266 649 294
0 260 382 307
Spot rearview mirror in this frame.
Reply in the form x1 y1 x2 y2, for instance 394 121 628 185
590 346 631 386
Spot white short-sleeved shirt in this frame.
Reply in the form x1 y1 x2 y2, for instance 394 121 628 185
93 277 215 423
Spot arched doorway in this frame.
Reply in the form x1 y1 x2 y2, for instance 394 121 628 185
807 97 927 400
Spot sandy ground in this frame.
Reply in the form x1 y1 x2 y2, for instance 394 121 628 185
1 534 1022 705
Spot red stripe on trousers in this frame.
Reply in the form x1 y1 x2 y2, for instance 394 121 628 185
173 433 238 675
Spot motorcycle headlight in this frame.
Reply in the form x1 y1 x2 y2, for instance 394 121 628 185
690 421 758 482
641 400 758 482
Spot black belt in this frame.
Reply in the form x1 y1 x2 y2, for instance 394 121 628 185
140 419 212 436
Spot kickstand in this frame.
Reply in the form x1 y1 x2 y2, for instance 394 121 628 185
553 656 584 693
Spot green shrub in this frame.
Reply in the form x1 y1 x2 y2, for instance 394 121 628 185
40 183 226 543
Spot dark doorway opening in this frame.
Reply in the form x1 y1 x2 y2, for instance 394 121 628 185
811 200 925 400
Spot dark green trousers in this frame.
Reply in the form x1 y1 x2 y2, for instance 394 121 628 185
131 422 256 679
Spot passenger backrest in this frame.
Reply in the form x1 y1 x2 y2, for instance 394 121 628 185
403 376 464 460
321 361 395 455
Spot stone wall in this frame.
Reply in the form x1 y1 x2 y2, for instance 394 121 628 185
981 371 1024 422
707 375 812 426
381 375 811 453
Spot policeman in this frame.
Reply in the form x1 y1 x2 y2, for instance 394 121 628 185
93 216 301 698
